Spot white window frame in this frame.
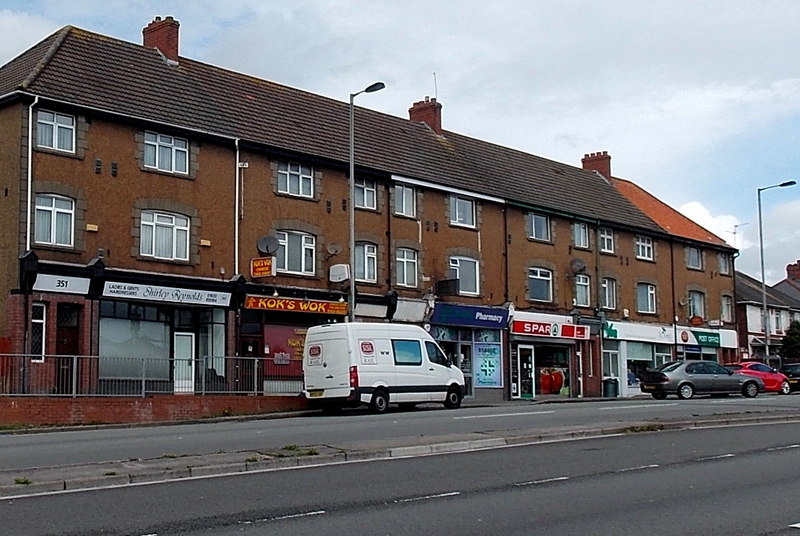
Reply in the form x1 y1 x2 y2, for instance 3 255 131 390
37 110 75 153
688 290 705 318
721 295 733 323
528 213 551 241
636 236 654 260
718 253 731 275
140 210 190 261
449 195 476 228
449 257 479 296
601 277 617 310
637 283 657 313
686 246 703 270
144 131 188 174
277 162 314 198
574 274 591 307
396 248 418 288
355 178 377 209
573 222 589 249
394 184 416 218
599 227 615 253
773 310 783 333
529 267 553 302
355 242 377 283
31 302 46 363
276 230 316 275
34 194 74 247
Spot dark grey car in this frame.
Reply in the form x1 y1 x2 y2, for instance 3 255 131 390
640 360 764 400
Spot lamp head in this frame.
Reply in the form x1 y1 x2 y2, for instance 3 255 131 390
364 82 385 93
780 180 797 188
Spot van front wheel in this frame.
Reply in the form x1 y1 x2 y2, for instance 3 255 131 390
443 386 463 409
370 389 390 414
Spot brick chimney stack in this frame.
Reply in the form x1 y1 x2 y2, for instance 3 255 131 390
143 16 180 62
787 260 800 281
581 151 612 179
409 97 443 135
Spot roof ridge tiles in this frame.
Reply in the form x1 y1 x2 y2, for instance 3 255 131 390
21 25 73 90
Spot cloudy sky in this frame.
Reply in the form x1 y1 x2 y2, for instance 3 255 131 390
2 0 799 284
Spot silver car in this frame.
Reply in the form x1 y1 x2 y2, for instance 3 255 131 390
640 360 764 400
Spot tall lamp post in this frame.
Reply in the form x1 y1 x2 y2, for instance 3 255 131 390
349 81 385 322
758 180 796 360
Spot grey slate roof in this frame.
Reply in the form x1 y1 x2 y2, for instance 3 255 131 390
736 271 800 308
0 26 662 232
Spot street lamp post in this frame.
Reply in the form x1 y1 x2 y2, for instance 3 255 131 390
349 82 385 322
757 180 796 361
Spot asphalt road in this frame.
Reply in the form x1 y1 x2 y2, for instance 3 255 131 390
2 421 799 535
3 394 800 471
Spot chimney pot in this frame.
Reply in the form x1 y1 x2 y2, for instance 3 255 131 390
581 150 612 179
409 97 443 135
143 16 180 62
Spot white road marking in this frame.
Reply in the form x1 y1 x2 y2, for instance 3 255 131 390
697 453 735 461
767 444 800 451
515 476 570 486
454 411 555 419
395 491 461 503
789 522 800 529
250 510 326 523
616 464 660 472
599 403 677 410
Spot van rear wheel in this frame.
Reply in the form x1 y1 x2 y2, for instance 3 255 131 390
370 389 389 414
443 386 463 409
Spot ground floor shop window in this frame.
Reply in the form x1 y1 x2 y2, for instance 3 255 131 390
432 326 501 395
98 301 227 394
602 341 620 379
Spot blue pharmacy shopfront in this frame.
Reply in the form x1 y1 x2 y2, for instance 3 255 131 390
428 303 510 402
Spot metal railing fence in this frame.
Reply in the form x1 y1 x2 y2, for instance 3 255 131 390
0 354 304 397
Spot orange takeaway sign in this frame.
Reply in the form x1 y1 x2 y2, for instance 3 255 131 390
250 257 275 278
244 295 348 315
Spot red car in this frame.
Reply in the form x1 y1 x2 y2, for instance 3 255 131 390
727 362 791 394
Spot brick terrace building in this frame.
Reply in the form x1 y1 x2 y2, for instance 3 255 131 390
0 17 740 421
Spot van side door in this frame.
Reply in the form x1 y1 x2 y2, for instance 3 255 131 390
425 340 453 403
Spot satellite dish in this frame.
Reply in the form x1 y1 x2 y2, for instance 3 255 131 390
327 243 343 255
329 264 350 283
257 235 279 255
569 258 587 274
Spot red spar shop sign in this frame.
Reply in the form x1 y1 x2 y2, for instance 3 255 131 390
245 295 348 315
511 320 590 339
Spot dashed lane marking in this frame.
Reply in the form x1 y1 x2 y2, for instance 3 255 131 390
454 411 555 419
395 491 461 503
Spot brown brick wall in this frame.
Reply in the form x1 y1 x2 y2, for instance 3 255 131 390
0 395 309 426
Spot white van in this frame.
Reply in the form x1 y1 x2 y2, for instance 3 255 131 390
303 323 466 413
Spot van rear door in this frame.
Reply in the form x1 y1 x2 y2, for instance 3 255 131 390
304 336 350 399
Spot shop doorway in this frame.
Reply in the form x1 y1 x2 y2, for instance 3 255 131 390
173 332 195 393
55 303 80 394
515 345 535 399
237 336 261 392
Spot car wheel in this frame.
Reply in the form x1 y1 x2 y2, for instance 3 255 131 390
443 386 463 409
779 381 791 395
677 383 694 400
651 392 667 400
369 389 390 413
742 381 759 398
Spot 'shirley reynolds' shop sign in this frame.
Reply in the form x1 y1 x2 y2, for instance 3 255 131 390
511 320 590 339
103 282 232 306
